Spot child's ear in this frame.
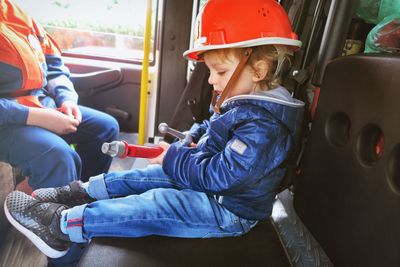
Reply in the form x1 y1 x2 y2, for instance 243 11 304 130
252 60 269 82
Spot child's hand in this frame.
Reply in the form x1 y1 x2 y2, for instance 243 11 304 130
190 142 197 148
27 107 80 135
58 101 82 122
148 141 170 165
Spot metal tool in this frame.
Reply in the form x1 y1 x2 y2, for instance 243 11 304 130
158 123 193 145
102 140 163 158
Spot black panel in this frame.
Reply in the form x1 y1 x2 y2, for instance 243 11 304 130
68 62 142 133
78 221 290 267
156 0 193 132
294 54 400 266
169 62 213 131
312 0 356 86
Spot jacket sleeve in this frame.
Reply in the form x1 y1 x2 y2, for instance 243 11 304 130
35 20 78 107
0 98 29 126
188 120 210 143
162 116 291 195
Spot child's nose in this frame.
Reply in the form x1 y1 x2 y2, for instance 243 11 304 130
208 74 215 85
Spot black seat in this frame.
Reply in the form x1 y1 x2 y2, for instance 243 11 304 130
78 220 291 267
294 54 400 266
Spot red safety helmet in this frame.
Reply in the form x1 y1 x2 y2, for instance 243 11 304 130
184 0 302 61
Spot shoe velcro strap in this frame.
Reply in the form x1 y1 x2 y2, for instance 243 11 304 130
41 203 64 226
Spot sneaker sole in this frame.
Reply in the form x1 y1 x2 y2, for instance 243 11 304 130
4 201 69 258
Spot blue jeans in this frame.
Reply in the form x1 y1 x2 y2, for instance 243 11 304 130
65 165 257 242
0 105 119 189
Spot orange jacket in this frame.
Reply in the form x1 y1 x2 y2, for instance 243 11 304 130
0 0 77 125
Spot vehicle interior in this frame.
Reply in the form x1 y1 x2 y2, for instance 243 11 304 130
1 0 400 266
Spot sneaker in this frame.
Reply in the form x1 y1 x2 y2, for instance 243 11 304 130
4 191 71 258
31 181 95 207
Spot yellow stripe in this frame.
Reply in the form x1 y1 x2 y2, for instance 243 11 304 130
138 0 153 145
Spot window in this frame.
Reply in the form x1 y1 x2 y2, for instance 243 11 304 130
14 0 158 62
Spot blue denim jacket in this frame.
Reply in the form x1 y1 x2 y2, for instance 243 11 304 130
163 87 304 220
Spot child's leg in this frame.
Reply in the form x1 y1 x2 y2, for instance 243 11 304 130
62 106 119 182
87 164 182 200
65 188 257 242
0 125 81 190
32 164 179 205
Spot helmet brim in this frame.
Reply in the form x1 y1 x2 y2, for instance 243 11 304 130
183 37 302 61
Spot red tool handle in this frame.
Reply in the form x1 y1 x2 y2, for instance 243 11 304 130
120 141 164 159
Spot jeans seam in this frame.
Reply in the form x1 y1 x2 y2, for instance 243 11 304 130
107 176 182 187
85 216 216 228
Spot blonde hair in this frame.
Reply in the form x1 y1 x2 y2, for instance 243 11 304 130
205 45 293 90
